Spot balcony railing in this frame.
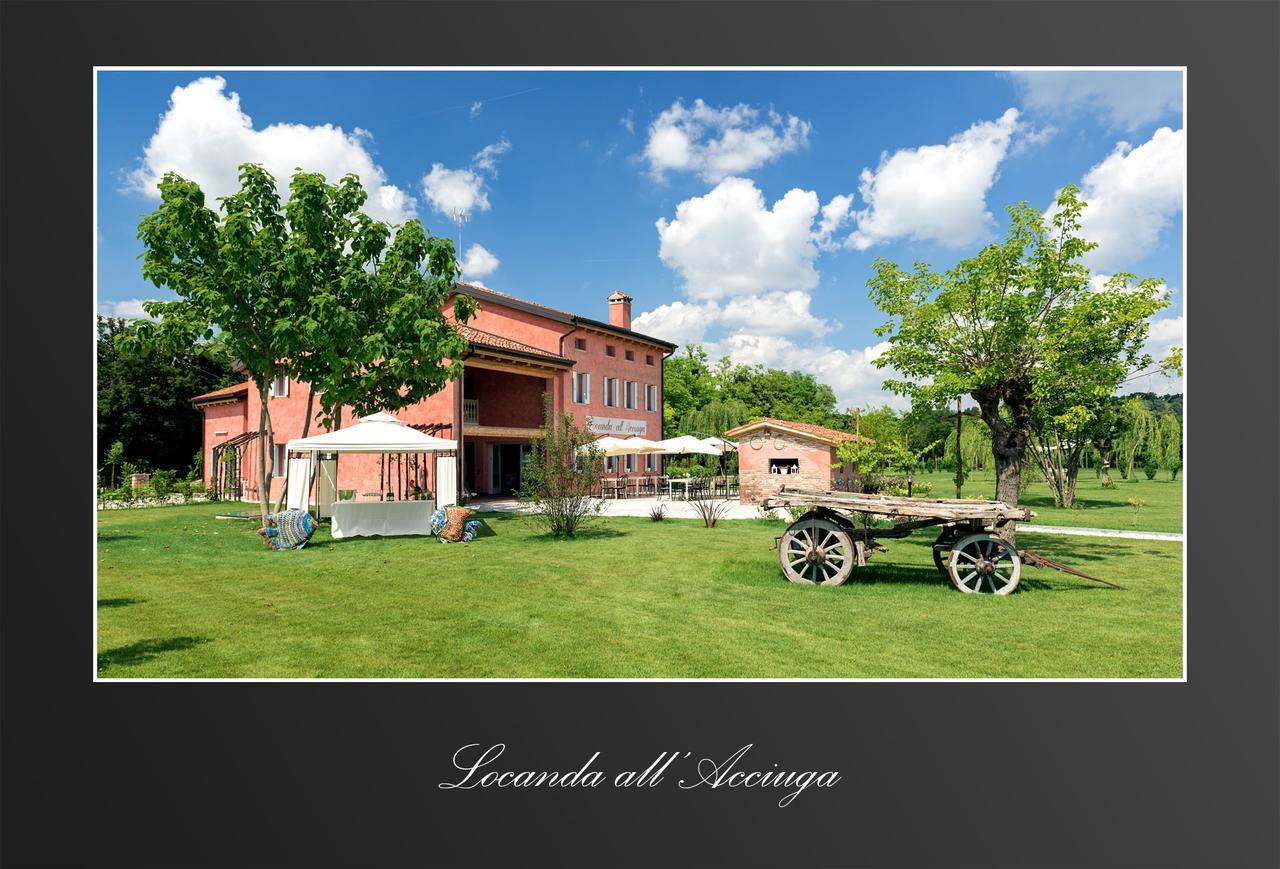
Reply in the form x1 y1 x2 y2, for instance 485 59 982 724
462 398 479 425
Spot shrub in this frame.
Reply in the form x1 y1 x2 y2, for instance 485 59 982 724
189 482 206 496
1101 477 1118 489
173 479 192 498
1127 496 1145 526
649 503 667 522
1143 455 1159 480
518 397 604 537
150 469 177 496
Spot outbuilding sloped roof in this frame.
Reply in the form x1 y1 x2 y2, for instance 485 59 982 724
723 417 874 447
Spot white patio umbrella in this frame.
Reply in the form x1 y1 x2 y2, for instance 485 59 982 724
581 435 667 457
656 434 721 456
699 436 738 454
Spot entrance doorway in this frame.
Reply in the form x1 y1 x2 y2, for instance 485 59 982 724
490 443 531 495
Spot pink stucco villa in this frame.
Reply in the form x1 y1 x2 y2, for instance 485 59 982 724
192 283 676 504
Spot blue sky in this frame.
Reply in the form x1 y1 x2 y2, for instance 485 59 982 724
97 69 1184 408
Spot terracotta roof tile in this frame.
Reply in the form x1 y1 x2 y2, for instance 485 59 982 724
457 324 567 361
724 417 874 445
191 381 250 403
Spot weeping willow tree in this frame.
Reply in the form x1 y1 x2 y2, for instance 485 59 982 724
678 398 749 437
944 414 992 472
1117 396 1156 479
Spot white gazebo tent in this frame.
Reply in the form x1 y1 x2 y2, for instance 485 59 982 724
286 412 458 538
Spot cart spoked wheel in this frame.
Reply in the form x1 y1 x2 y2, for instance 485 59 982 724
931 528 963 580
947 533 1021 595
779 518 855 586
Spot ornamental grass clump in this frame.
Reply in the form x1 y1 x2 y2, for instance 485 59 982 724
690 494 732 529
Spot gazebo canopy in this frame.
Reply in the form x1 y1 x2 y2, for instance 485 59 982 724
286 412 457 454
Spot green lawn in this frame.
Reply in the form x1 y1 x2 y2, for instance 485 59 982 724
913 469 1183 533
97 503 1182 679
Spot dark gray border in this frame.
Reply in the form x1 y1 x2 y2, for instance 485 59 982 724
2 2 1278 867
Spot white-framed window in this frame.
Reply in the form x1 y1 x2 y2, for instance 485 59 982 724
645 453 657 473
270 372 289 398
605 456 618 474
624 380 638 410
645 383 658 412
603 377 618 408
272 443 288 474
624 454 635 473
572 371 591 404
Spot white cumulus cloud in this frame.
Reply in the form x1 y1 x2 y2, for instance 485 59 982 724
656 177 821 301
98 298 156 320
718 290 839 338
632 300 721 348
459 243 500 279
1054 126 1184 272
644 99 811 182
421 139 511 221
1010 71 1182 132
421 165 488 219
848 108 1021 251
124 76 415 225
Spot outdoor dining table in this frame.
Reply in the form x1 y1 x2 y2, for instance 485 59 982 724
329 499 436 538
667 478 693 499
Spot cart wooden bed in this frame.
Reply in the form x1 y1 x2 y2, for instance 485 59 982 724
761 487 1119 595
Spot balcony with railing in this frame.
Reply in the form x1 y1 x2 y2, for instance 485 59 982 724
463 398 480 425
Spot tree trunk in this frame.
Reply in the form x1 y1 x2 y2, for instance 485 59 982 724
256 381 273 525
273 385 316 514
975 386 1031 546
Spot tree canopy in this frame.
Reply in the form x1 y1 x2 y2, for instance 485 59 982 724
129 163 473 522
866 185 1176 522
97 315 239 476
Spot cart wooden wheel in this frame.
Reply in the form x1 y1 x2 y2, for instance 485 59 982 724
947 533 1021 595
931 528 964 580
779 517 855 586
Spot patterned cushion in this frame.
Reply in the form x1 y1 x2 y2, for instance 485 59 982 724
258 510 317 550
439 506 473 542
439 518 483 545
429 507 449 536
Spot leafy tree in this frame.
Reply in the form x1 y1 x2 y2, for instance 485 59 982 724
270 170 474 510
867 186 1174 539
103 440 125 489
662 345 717 432
1157 412 1182 480
131 163 471 523
717 363 838 424
97 316 238 475
519 397 604 536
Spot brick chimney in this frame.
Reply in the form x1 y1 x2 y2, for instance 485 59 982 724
608 290 633 330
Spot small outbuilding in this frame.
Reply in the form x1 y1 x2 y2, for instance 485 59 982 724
724 418 874 505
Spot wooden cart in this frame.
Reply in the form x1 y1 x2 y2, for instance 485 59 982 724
761 487 1118 595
